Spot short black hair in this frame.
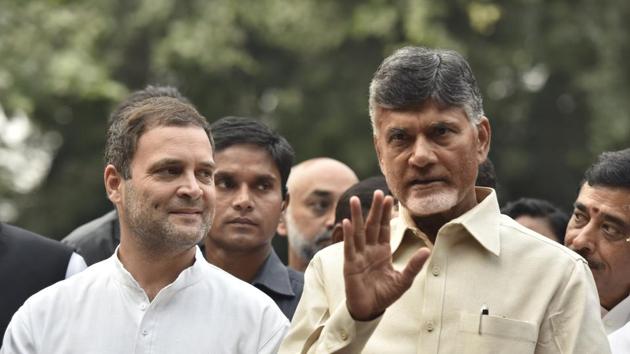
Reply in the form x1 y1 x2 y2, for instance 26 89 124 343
476 159 497 188
502 197 569 243
584 148 630 189
334 175 393 224
210 116 294 199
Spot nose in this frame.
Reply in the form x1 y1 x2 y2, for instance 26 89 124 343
408 137 437 168
233 184 253 212
177 172 203 200
566 221 598 256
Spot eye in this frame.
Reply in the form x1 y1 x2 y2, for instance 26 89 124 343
602 223 624 241
310 199 331 216
156 166 181 178
257 181 272 191
386 129 409 144
571 210 588 227
197 169 214 184
215 176 234 189
432 125 455 140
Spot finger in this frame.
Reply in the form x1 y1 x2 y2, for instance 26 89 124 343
349 196 366 252
343 218 356 262
399 247 431 288
364 190 384 245
378 195 394 244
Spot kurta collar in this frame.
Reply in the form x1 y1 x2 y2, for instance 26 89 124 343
110 245 205 299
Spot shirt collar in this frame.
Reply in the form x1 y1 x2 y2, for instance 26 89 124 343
391 187 501 256
602 294 630 324
251 249 296 297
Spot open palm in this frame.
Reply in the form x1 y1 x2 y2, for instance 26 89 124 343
343 191 431 321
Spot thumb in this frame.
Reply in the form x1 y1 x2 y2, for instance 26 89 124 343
400 247 431 286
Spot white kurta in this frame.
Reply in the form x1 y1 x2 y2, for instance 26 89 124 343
1 247 289 354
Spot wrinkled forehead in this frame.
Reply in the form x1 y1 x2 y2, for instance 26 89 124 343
576 183 630 217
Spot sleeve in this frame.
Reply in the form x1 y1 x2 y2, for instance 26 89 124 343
65 253 88 278
536 259 611 354
1 301 37 354
278 254 382 354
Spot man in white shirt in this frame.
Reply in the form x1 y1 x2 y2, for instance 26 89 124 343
565 149 630 337
280 46 609 353
1 86 288 354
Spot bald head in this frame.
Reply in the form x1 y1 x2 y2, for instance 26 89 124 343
280 158 358 271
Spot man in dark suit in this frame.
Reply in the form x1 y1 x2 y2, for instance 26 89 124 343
0 223 86 336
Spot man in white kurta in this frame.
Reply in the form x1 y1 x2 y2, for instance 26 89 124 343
1 86 288 353
1 248 288 354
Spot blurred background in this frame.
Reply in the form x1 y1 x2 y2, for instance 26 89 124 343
1 0 629 240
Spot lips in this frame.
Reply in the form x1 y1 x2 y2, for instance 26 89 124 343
227 217 257 226
407 177 445 188
169 208 203 215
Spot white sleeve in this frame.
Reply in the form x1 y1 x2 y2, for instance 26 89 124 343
65 253 87 278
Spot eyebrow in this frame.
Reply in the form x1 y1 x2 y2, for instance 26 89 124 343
386 127 406 136
309 190 333 199
149 159 215 171
214 170 277 182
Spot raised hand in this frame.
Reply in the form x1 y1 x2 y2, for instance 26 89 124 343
343 190 431 321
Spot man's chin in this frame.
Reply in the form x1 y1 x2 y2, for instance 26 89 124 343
402 191 458 217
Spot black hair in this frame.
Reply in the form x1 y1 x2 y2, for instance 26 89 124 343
502 197 569 243
334 175 393 224
584 148 630 189
476 159 497 189
210 116 294 199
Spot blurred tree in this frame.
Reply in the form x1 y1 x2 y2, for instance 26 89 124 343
0 0 628 238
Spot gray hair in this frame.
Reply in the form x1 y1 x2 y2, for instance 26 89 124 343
368 46 484 132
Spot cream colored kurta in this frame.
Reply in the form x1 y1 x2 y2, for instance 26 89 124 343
280 188 610 354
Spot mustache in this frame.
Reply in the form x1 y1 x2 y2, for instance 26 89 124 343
576 250 605 270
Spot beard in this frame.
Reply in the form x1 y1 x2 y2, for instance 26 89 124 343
403 188 459 217
285 212 332 262
123 183 212 254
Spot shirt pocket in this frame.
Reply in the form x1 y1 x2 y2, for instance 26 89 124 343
456 312 538 354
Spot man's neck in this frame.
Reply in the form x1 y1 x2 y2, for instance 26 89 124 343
204 238 271 283
288 248 307 272
117 241 196 302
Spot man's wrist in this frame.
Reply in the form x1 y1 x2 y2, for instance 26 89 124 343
346 301 385 322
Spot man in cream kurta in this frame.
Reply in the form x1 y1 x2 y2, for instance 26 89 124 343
280 189 608 353
280 46 610 353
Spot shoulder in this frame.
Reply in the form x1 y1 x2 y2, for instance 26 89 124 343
62 210 118 245
498 214 585 264
19 259 111 314
286 267 304 295
1 223 73 258
199 261 281 307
